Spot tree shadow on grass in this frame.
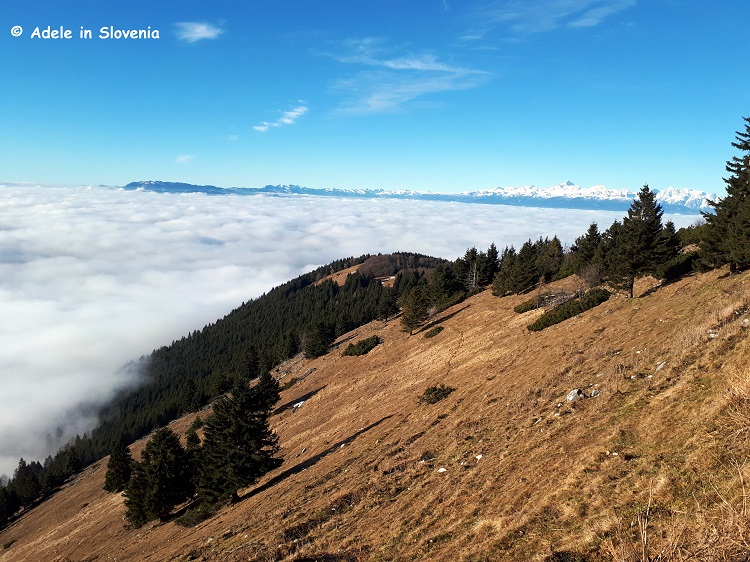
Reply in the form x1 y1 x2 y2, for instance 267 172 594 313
421 305 470 332
273 386 327 416
242 415 393 500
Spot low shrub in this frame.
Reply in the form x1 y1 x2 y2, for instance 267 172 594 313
280 377 299 391
655 251 699 281
342 335 382 357
514 299 538 314
424 326 444 338
527 288 610 332
419 383 456 404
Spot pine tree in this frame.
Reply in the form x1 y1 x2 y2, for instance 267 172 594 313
185 419 202 491
480 243 500 285
604 185 672 297
10 458 41 507
376 286 399 322
513 240 542 293
535 236 564 281
657 220 682 263
492 246 517 296
253 371 281 412
243 345 260 379
301 322 336 358
400 284 429 335
702 117 750 272
428 263 462 306
198 376 281 504
103 437 133 493
571 223 601 272
123 427 193 526
123 463 150 528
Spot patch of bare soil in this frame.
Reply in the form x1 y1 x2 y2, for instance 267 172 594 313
3 269 750 561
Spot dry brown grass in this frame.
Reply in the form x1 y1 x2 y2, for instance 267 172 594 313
2 267 750 561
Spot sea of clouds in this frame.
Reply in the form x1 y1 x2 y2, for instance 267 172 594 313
0 183 698 476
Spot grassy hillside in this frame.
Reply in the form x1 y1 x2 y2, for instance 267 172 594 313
1 267 749 561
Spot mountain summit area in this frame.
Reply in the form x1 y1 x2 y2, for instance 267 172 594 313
1 264 749 561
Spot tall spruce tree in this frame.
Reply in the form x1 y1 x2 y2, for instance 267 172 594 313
702 117 750 272
492 246 517 296
513 240 542 293
400 284 429 335
123 463 150 528
604 185 675 297
479 243 500 286
570 223 602 273
376 286 399 322
123 427 193 526
103 437 133 493
198 376 281 504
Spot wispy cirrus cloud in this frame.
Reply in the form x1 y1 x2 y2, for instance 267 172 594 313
253 105 309 133
175 21 224 43
330 38 488 113
477 0 636 35
175 154 194 164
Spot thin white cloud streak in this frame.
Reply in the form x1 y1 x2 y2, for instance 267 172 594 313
0 184 695 476
479 0 636 35
175 155 194 164
253 106 309 133
175 22 224 43
331 38 488 113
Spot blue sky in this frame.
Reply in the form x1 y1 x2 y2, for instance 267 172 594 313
2 0 748 193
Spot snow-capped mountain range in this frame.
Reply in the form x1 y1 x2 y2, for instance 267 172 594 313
122 180 718 215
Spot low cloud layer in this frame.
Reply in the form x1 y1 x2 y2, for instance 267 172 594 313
0 184 694 476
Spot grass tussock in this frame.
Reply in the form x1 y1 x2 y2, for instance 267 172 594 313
418 384 455 404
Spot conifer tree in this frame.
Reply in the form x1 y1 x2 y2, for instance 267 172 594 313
253 371 281 412
428 263 462 306
198 376 281 504
376 286 399 322
657 220 682 262
185 419 202 491
535 236 564 281
604 185 675 297
570 223 602 273
480 243 500 285
301 322 336 358
123 463 150 528
702 117 750 272
513 240 542 293
10 458 41 507
123 427 193 526
492 246 517 296
103 437 133 493
243 345 260 379
400 284 429 335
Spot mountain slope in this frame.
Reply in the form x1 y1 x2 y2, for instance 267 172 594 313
1 268 749 561
122 180 717 215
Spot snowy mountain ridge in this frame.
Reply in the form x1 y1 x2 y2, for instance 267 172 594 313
121 180 718 215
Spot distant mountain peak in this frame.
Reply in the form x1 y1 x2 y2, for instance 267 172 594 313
121 180 717 215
